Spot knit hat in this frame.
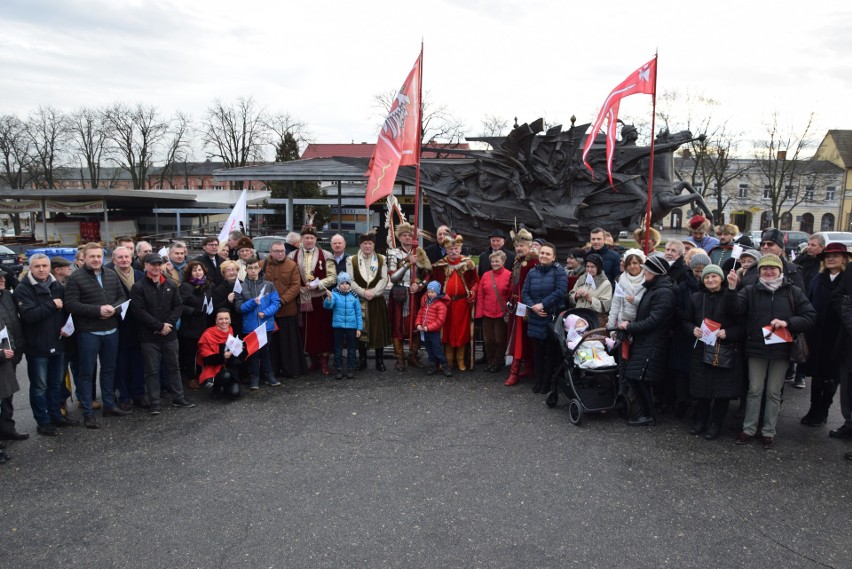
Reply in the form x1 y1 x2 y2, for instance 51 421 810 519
701 264 724 281
564 314 588 332
622 248 646 264
427 281 441 294
235 236 254 251
585 253 604 273
740 248 761 262
689 252 711 269
337 272 351 285
641 254 669 276
760 228 784 249
757 253 783 270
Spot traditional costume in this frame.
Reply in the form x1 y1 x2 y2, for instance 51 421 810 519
505 228 539 386
347 233 391 371
430 234 479 370
386 222 431 370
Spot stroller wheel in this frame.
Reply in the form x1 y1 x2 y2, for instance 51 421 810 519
568 399 583 425
616 393 631 419
545 390 558 408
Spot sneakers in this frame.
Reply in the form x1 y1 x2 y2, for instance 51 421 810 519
171 398 196 408
734 432 753 445
793 378 806 389
266 378 282 387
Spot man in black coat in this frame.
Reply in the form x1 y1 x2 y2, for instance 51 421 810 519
663 239 688 285
15 253 75 435
64 243 128 428
477 229 516 277
794 233 824 293
130 254 196 415
588 227 621 285
193 236 224 286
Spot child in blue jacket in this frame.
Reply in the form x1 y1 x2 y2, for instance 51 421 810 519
323 272 362 379
234 257 281 390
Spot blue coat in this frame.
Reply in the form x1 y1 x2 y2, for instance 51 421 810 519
323 289 363 330
234 277 281 334
522 262 567 339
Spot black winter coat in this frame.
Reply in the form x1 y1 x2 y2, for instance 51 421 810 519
0 289 24 365
624 275 676 383
179 280 214 340
669 271 700 373
113 268 144 342
14 274 65 356
685 288 744 399
212 279 242 334
130 275 182 344
724 278 815 360
668 257 688 285
65 266 126 332
741 258 805 292
801 271 843 378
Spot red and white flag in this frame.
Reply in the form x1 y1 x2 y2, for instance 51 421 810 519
365 51 422 207
762 325 793 345
244 322 268 357
581 57 657 187
699 317 721 346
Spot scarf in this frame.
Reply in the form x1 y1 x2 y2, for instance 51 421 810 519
115 267 136 291
760 275 784 292
189 277 207 287
26 271 56 290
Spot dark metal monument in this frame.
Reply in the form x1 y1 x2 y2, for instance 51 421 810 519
388 117 712 248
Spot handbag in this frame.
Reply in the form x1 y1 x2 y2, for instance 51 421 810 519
702 342 735 368
490 272 510 323
786 289 810 364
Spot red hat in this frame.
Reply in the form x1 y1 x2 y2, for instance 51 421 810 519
817 242 852 259
688 215 707 230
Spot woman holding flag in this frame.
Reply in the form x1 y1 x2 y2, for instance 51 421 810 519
178 261 215 390
684 264 744 440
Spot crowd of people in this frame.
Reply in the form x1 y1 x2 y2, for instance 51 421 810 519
0 215 851 465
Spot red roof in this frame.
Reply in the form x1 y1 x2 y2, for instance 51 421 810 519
301 143 471 160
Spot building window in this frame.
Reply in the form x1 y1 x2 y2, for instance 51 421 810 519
694 183 704 194
826 186 836 201
804 186 815 201
785 185 794 199
763 185 771 199
738 184 748 198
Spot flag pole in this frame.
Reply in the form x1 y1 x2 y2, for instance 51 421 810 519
643 51 659 256
412 41 424 240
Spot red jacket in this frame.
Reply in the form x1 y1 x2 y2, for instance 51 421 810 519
415 295 448 332
476 267 511 319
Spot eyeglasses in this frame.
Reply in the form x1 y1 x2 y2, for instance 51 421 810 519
759 242 775 248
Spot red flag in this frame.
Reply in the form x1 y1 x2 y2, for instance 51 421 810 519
243 322 268 357
365 52 422 207
581 57 657 187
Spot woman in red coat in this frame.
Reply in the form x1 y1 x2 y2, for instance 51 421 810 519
430 234 479 371
475 250 511 372
197 308 242 400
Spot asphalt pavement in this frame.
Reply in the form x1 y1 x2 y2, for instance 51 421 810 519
0 361 849 569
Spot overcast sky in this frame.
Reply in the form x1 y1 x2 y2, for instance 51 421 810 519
2 0 850 156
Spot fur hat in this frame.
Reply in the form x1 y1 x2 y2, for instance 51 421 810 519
511 228 533 244
633 226 661 245
441 233 464 249
757 253 783 270
235 236 254 251
300 225 317 237
622 248 646 264
358 232 376 245
395 222 414 237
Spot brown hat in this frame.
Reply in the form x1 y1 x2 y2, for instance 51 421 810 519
441 233 464 249
395 222 414 237
235 236 254 251
50 256 71 269
358 232 376 244
301 225 317 237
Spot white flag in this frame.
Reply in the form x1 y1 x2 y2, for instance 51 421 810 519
217 189 248 244
585 272 596 290
731 244 743 260
225 334 243 357
116 299 131 320
233 279 243 294
204 296 214 315
0 326 8 345
614 283 625 298
60 314 75 336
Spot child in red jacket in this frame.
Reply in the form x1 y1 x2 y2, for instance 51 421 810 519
415 281 452 377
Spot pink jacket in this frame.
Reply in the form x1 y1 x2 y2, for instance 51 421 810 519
475 267 511 319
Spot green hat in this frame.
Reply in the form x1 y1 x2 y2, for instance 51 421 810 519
757 253 783 270
701 264 724 281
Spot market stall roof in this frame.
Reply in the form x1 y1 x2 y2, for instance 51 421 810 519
214 158 368 182
0 188 198 207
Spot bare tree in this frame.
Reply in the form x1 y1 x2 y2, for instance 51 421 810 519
264 112 310 157
374 90 466 158
753 111 816 228
152 112 192 189
105 102 170 189
201 97 269 190
26 106 70 189
479 114 510 138
69 106 113 189
0 114 33 233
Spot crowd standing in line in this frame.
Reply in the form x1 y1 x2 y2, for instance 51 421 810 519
0 219 850 465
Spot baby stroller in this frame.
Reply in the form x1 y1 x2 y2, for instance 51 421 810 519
545 308 629 425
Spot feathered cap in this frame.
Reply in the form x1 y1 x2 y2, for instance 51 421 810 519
441 233 464 249
510 228 533 244
395 222 414 237
300 225 317 237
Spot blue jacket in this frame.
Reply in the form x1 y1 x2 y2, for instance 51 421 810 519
234 277 280 334
323 289 363 330
522 262 567 339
